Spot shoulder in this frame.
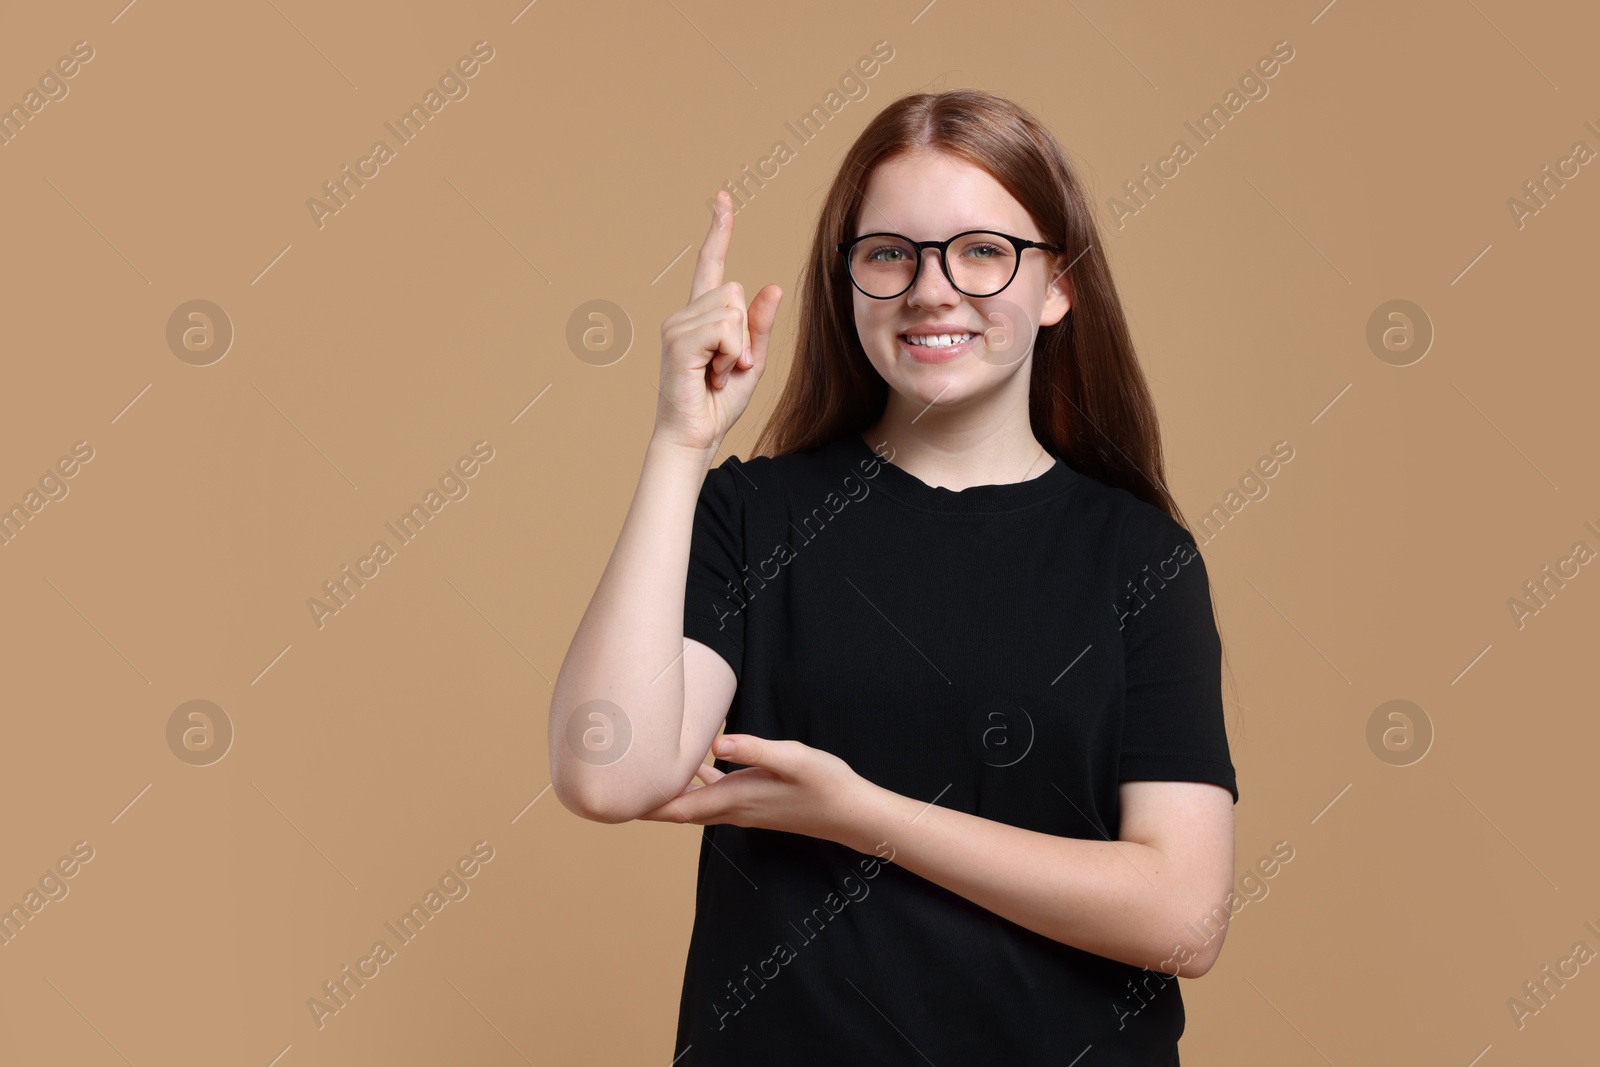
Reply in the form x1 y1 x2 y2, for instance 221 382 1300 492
705 438 857 508
1065 469 1200 572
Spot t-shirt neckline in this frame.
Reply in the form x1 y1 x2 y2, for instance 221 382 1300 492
845 432 1079 514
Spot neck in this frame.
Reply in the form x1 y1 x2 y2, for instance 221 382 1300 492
863 407 1052 492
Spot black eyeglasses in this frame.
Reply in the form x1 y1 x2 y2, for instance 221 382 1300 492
836 230 1063 300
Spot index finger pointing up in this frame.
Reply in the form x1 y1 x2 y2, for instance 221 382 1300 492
690 189 735 303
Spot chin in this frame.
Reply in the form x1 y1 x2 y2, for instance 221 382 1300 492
887 366 977 405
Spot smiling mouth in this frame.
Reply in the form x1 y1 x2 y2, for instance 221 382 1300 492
899 332 976 349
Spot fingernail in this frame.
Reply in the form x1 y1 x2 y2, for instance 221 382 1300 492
714 737 733 755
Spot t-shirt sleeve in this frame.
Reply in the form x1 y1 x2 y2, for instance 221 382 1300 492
683 455 746 686
1118 517 1239 804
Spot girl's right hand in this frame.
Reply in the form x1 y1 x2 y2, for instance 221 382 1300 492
653 189 783 456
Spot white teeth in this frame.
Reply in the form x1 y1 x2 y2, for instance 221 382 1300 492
903 333 973 348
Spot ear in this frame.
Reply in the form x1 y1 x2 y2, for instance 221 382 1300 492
1039 256 1073 328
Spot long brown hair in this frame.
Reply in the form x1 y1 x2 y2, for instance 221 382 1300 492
748 88 1242 744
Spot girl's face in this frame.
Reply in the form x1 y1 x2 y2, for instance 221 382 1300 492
849 150 1071 416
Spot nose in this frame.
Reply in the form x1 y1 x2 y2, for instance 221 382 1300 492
907 246 958 307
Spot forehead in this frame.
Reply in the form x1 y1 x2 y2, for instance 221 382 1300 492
856 151 1032 238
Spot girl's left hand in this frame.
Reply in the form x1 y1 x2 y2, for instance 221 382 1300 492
638 734 870 847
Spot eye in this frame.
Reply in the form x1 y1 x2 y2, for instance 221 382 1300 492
963 243 1004 259
865 244 907 262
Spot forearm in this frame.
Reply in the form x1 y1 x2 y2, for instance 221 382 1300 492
549 435 716 820
837 779 1220 977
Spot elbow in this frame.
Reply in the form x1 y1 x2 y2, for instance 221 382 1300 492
551 759 669 825
551 770 639 825
567 798 638 825
1161 895 1231 979
552 781 603 823
1176 947 1220 980
547 690 639 824
547 697 691 824
1151 939 1219 981
1173 922 1229 980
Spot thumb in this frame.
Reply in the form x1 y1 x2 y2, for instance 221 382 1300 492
742 285 783 370
714 733 798 775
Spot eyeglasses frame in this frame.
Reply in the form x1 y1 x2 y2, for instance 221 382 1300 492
836 229 1065 300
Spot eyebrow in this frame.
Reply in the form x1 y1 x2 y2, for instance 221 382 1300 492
854 225 1014 238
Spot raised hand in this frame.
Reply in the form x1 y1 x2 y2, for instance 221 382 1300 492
653 189 783 455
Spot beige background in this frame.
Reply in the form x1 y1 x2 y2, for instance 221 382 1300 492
1 0 1596 1063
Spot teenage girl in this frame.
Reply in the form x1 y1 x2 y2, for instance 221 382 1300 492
551 88 1238 1065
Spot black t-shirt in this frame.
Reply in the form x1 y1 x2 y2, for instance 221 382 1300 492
675 432 1238 1065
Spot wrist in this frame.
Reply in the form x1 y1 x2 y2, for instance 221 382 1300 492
647 429 721 469
833 773 888 856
